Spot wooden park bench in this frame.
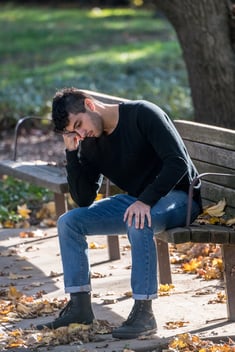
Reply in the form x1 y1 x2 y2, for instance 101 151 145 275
156 119 235 322
0 91 234 321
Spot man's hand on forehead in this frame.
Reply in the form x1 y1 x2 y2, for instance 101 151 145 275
63 133 80 151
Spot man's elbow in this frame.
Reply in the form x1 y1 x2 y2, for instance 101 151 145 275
71 192 95 208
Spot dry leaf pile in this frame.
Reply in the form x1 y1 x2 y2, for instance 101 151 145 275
0 286 113 350
169 198 235 281
0 320 113 350
170 242 223 280
0 286 66 323
1 198 234 350
167 333 235 351
196 198 235 227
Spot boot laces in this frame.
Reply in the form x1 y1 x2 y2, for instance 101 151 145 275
124 301 144 325
58 300 73 318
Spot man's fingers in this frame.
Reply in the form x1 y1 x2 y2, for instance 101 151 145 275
135 213 140 229
124 201 151 229
147 213 152 227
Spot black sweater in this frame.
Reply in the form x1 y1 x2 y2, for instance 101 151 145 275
66 100 201 207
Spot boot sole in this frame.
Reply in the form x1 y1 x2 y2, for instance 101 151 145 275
112 327 157 339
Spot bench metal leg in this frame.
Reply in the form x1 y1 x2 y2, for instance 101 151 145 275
155 238 172 285
221 243 235 321
54 193 67 218
108 236 121 260
105 178 121 261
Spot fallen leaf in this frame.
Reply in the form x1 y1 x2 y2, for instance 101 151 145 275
203 198 226 217
89 242 106 249
17 204 31 219
164 320 190 329
91 271 106 278
8 286 23 301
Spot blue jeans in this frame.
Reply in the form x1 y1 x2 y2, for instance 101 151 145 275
57 190 200 300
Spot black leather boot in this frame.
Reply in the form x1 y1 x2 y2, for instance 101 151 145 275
112 300 157 339
36 292 94 330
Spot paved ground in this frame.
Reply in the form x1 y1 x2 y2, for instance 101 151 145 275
0 226 235 351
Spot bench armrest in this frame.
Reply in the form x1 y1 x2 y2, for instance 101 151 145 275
186 172 235 226
13 115 51 161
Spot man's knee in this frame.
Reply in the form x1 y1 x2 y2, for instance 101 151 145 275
57 209 78 232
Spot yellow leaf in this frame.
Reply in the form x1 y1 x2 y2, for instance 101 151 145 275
95 193 103 200
3 220 15 228
8 339 25 348
159 284 175 292
226 217 235 226
9 329 21 337
204 198 226 217
8 286 23 300
17 204 31 219
89 241 106 249
182 258 201 273
164 320 189 329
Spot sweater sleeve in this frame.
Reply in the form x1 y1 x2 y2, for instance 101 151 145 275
66 148 103 207
136 103 190 206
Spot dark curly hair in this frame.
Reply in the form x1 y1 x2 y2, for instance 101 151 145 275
52 87 93 132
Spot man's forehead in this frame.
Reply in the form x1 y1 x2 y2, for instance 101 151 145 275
68 112 82 122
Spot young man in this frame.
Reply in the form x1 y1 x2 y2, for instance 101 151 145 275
36 88 201 339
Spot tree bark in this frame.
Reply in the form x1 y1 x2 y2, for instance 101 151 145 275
154 0 235 129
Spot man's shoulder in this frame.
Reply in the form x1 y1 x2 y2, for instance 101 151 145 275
121 100 167 124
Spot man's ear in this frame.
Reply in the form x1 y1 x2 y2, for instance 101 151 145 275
84 98 95 111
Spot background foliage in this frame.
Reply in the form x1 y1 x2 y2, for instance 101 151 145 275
0 3 192 130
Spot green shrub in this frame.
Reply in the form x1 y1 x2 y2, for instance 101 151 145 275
0 176 53 226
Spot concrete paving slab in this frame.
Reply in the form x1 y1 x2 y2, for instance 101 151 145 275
0 227 235 351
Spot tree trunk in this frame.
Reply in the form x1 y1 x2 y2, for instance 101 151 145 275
154 0 235 129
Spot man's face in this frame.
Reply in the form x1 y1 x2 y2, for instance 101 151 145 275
64 111 104 140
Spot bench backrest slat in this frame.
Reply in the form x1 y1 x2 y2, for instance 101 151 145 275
201 181 235 214
184 141 235 170
174 120 235 151
192 160 235 188
174 120 235 215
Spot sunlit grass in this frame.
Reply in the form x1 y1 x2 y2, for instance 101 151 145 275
0 4 192 126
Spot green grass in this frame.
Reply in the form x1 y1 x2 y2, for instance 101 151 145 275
0 4 192 128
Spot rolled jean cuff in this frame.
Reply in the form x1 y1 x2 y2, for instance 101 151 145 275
133 293 158 300
65 284 91 294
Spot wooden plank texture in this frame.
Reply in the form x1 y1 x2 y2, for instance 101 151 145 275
158 225 235 245
200 181 235 209
193 160 235 188
221 244 235 320
174 120 235 150
155 239 172 284
0 160 68 193
190 225 232 244
184 140 235 170
156 227 191 243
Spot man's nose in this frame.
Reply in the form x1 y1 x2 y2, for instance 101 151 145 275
77 129 86 138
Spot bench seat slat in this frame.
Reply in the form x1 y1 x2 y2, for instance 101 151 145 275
157 227 191 243
190 225 231 243
157 224 235 244
0 160 68 194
